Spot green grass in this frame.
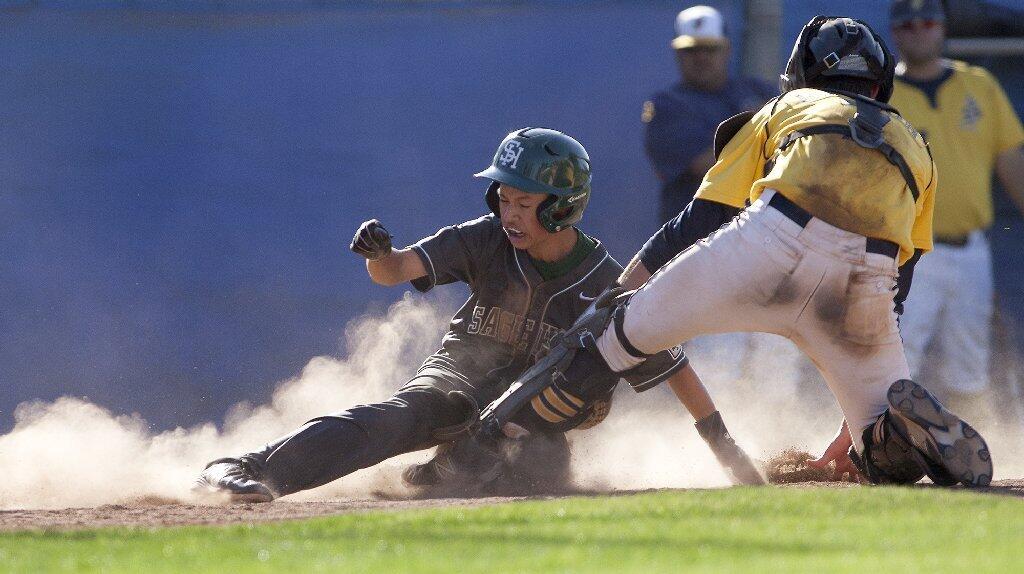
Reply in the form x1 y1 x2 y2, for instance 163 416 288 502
1 488 1022 573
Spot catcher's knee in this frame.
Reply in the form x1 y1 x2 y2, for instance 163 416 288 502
850 413 926 485
592 292 689 391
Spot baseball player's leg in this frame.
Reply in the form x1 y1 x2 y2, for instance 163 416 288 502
195 383 470 500
794 285 930 484
899 245 953 376
793 330 908 453
619 252 762 484
404 385 588 492
404 430 572 494
599 201 808 370
934 233 994 399
794 254 991 486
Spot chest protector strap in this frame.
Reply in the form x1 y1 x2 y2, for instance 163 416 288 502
763 96 923 202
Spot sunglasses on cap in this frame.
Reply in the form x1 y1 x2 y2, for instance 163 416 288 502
893 19 941 31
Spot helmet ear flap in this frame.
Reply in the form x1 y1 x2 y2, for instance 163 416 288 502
873 32 897 103
485 181 501 219
536 194 559 233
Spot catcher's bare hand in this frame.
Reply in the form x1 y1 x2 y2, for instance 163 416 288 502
351 219 393 261
808 425 864 482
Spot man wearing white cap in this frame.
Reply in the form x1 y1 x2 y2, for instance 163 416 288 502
643 5 774 222
644 6 793 412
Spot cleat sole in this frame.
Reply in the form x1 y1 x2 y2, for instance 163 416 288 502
887 380 993 488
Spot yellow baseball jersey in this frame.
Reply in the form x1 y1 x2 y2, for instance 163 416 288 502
696 88 937 264
890 61 1024 239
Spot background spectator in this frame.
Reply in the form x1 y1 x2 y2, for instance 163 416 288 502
888 0 1024 417
642 5 775 224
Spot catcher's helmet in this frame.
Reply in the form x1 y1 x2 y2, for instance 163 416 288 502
475 128 591 233
780 16 896 103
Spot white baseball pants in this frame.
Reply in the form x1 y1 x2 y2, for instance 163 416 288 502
598 189 910 450
900 231 992 394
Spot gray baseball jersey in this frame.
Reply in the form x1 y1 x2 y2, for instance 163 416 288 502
405 215 685 427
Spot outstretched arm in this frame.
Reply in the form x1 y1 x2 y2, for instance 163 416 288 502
366 249 427 286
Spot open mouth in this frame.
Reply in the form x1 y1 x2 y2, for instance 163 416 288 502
504 226 526 240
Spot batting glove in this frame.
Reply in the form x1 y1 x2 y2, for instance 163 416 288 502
350 219 393 261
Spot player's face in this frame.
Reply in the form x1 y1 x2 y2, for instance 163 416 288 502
676 45 729 92
497 184 549 250
892 19 945 65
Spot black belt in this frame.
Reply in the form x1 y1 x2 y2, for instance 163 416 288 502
767 193 900 259
934 235 969 247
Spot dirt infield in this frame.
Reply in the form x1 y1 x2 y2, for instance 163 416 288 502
3 480 1022 532
0 495 535 532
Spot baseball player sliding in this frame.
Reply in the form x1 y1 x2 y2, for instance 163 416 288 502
195 128 759 502
476 16 993 488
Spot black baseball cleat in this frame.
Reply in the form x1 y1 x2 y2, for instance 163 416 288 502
886 380 993 488
192 458 277 503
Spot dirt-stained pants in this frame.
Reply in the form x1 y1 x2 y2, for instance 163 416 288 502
597 189 910 451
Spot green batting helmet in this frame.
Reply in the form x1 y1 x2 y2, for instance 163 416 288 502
475 127 592 233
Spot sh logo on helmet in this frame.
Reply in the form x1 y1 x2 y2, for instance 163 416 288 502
498 140 524 169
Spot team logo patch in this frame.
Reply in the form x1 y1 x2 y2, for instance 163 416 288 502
961 95 982 130
498 140 525 169
668 344 684 360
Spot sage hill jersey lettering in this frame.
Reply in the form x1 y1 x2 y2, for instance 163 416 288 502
408 215 654 409
698 88 937 264
890 61 1024 239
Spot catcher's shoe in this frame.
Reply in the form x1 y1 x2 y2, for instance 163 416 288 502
886 379 992 487
193 458 276 503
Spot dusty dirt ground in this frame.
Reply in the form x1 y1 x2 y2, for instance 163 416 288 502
3 480 1022 532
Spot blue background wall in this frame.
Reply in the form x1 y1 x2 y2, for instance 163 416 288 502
2 1 1022 432
0 1 750 431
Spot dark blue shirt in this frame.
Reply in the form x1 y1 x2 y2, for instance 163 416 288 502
643 77 775 221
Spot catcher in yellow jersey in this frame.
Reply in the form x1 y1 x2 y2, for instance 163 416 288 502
887 0 1024 409
476 16 992 487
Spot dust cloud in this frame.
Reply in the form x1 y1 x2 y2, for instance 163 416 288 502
2 302 1021 510
0 294 449 510
573 331 1024 488
571 333 843 490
